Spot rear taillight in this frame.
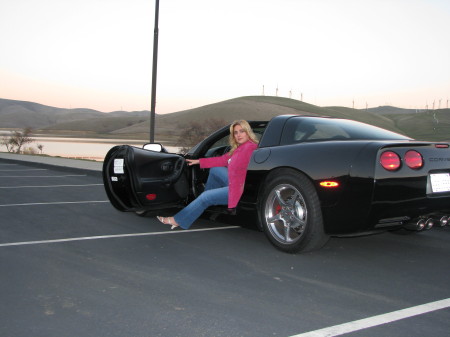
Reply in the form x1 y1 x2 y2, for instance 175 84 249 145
380 151 401 171
435 144 449 148
404 150 423 169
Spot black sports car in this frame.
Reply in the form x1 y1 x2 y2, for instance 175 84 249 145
103 115 450 253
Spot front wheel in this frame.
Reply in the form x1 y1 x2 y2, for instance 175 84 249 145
259 169 329 253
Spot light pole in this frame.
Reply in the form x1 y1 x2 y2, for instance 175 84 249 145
150 0 160 143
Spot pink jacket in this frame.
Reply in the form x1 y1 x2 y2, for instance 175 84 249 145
199 140 258 208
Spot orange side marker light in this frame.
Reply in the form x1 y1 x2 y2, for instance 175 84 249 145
319 181 339 188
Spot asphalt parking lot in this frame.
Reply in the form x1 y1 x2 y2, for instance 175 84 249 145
0 156 449 337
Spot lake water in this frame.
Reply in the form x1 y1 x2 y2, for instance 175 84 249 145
0 136 180 161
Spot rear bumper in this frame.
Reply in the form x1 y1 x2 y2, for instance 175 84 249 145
370 174 450 228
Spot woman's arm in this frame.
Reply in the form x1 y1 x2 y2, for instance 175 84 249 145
199 154 230 169
186 159 200 166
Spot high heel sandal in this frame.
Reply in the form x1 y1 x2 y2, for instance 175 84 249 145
156 216 179 230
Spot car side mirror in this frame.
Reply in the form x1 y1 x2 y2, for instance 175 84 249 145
143 143 168 153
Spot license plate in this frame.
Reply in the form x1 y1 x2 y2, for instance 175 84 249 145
430 173 450 193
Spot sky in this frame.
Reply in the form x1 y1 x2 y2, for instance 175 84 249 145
1 0 449 113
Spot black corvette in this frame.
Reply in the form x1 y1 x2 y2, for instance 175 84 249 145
103 115 450 253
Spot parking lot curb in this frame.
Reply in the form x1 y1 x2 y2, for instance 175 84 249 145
0 153 103 177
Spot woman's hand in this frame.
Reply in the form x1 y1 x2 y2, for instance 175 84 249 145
186 159 200 166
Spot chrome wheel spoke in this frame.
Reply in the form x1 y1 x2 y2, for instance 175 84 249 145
283 222 292 242
267 213 283 224
274 189 288 207
286 190 300 207
291 213 305 228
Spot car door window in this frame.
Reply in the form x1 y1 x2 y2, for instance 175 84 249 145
204 124 265 157
204 136 230 157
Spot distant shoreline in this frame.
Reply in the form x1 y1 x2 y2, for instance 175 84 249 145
0 128 174 145
0 133 181 161
31 136 150 145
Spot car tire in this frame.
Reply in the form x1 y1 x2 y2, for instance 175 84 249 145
259 169 329 253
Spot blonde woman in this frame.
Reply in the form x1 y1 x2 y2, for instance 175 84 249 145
157 120 258 229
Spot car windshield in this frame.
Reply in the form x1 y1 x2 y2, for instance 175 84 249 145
280 117 410 145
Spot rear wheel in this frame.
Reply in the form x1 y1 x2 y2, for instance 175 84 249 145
259 169 329 253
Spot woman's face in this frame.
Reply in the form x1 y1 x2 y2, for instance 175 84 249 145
233 124 249 145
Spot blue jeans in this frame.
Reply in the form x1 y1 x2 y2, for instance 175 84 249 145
174 167 228 229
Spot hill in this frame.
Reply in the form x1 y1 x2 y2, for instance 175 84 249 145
1 96 449 143
367 106 427 115
370 108 450 142
41 96 405 140
0 98 147 129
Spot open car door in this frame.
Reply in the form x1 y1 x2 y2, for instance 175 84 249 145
103 144 189 212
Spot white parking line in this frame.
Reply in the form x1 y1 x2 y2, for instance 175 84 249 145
0 184 103 189
291 298 450 337
0 200 109 207
0 226 240 247
0 174 87 178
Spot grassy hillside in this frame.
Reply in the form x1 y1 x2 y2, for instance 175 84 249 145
0 98 147 129
382 109 450 141
42 116 149 136
0 98 104 128
121 96 406 141
2 96 449 143
36 96 450 143
111 96 404 137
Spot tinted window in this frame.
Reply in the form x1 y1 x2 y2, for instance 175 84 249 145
197 122 266 158
205 125 266 157
280 117 410 145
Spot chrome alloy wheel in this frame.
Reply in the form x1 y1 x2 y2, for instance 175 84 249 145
264 183 307 244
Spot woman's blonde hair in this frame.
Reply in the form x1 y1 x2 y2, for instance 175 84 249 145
228 120 258 155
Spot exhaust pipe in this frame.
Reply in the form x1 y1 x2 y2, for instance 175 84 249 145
438 215 448 227
425 218 434 230
403 218 426 231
